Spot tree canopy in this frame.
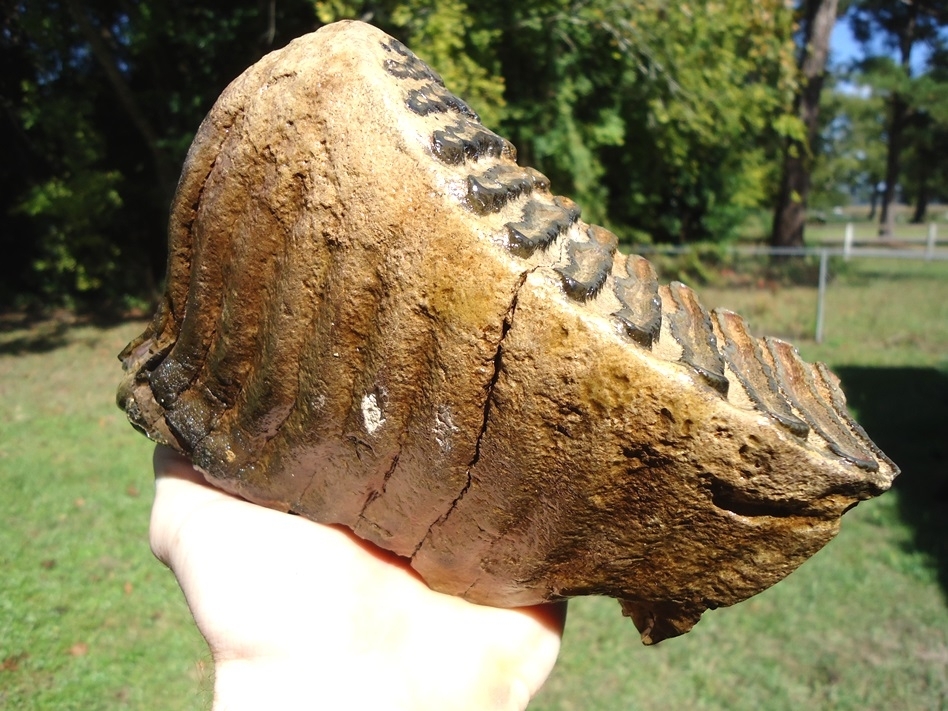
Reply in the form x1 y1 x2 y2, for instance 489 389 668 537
847 0 948 233
2 1 946 308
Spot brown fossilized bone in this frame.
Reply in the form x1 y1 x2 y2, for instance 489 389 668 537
118 20 898 644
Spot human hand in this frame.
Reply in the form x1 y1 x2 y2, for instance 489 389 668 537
149 445 566 710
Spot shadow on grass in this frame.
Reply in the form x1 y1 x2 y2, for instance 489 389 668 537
0 309 147 355
836 365 948 604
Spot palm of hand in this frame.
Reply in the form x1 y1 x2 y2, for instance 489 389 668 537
150 446 566 710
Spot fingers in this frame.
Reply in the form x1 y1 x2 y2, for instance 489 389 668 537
145 444 566 709
153 443 210 486
526 599 568 637
149 444 235 568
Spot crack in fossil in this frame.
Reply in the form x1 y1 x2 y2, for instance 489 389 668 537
357 445 402 522
411 269 532 560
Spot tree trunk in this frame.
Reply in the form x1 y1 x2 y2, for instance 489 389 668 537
879 95 909 236
64 0 177 204
771 0 839 248
911 167 929 224
878 2 918 237
772 149 809 248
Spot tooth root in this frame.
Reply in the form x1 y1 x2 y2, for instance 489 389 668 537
662 282 729 395
612 254 662 349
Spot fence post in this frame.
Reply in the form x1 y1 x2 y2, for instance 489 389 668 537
843 222 854 260
815 249 828 344
927 222 937 260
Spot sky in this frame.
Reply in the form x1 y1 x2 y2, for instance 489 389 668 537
829 18 932 75
830 21 868 69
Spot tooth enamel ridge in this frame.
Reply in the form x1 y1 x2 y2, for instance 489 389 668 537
611 254 662 348
117 21 898 645
713 310 810 438
663 281 730 395
504 197 580 258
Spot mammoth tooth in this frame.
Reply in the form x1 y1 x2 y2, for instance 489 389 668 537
612 254 662 349
504 196 580 259
117 20 898 644
556 224 618 302
662 281 729 395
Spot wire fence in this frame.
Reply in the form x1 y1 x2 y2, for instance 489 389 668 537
634 222 948 344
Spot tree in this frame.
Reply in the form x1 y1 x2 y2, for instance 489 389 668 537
808 81 887 213
771 0 840 249
1 1 317 307
902 110 946 222
903 44 948 222
850 0 946 236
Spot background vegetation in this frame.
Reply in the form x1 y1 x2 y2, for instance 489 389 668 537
3 0 948 308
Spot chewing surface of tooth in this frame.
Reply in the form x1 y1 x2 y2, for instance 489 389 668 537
118 21 898 644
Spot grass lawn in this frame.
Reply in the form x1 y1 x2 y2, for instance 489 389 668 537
0 318 211 710
2 254 946 709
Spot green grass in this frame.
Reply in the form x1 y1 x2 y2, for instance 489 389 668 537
2 254 947 710
806 221 939 245
0 319 211 710
535 492 948 711
698 258 948 368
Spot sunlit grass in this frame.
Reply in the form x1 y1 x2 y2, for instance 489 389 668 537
534 492 948 711
697 258 948 368
0 321 211 710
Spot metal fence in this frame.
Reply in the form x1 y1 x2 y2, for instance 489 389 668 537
634 222 948 344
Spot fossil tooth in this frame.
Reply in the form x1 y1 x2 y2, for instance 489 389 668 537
612 253 662 348
556 225 617 302
713 310 809 438
504 196 579 259
117 20 898 644
663 281 729 394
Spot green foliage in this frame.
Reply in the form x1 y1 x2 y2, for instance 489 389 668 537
811 4 948 213
645 243 732 286
643 244 823 289
2 0 318 309
2 0 805 307
14 74 125 297
810 81 888 208
17 171 124 298
496 1 799 243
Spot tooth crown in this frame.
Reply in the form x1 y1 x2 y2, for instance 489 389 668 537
118 21 897 644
